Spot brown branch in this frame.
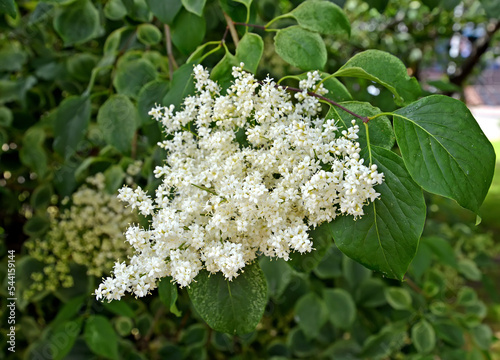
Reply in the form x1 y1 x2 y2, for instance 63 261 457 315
404 275 424 294
164 24 178 79
223 12 239 46
221 25 230 45
233 22 267 30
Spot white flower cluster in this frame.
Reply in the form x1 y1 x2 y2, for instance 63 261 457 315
95 64 384 301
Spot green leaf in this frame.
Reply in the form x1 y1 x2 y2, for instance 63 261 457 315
50 318 83 360
20 127 48 177
323 288 356 329
104 165 125 194
137 24 162 45
364 0 389 12
355 278 387 308
361 322 407 358
393 95 496 214
313 244 343 279
471 324 493 350
234 0 252 8
411 319 436 354
145 0 182 24
104 0 127 20
274 26 327 71
342 255 371 289
113 58 158 99
0 0 17 18
181 0 206 16
53 96 91 160
171 9 206 55
0 76 37 106
480 0 500 18
84 315 119 360
67 53 98 82
321 75 352 102
187 262 267 335
53 0 100 46
420 236 457 268
162 63 196 110
0 43 27 72
236 33 264 74
457 259 482 281
259 257 293 299
97 95 138 154
384 287 412 310
23 215 50 236
295 293 328 339
211 52 239 92
158 277 181 316
138 80 169 125
288 222 333 273
0 107 13 127
330 146 426 280
103 301 135 318
327 101 395 150
122 0 152 22
434 320 464 347
30 184 53 210
334 50 421 105
290 0 350 36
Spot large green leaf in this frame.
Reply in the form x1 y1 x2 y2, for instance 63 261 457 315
162 63 196 110
274 26 327 71
294 293 328 339
53 96 91 160
334 50 421 105
50 318 83 360
393 95 495 214
236 33 264 74
145 0 182 24
113 58 158 99
290 0 350 36
84 315 119 360
171 9 206 55
53 0 101 46
323 288 356 329
97 95 138 154
327 101 395 150
181 0 206 16
187 262 267 335
329 146 426 280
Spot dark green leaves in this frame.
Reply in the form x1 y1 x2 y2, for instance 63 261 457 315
393 95 496 214
84 315 119 360
53 0 101 46
330 146 426 280
295 293 328 339
334 50 421 105
323 289 356 329
145 0 182 24
181 0 206 16
290 0 350 36
97 95 138 154
53 96 91 160
236 33 264 74
0 0 17 18
113 59 158 99
162 63 196 110
274 26 327 71
171 9 206 55
188 262 267 335
158 277 182 316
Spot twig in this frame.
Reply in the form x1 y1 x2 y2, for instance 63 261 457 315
233 22 267 30
223 12 240 46
404 275 424 294
221 26 230 45
164 24 178 79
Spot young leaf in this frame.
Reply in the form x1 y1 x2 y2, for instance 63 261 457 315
171 9 206 55
411 319 436 354
181 0 206 16
137 24 162 45
384 287 412 310
329 146 426 280
294 293 328 339
84 316 119 360
187 262 267 335
471 324 493 350
104 0 127 20
323 288 356 329
333 50 421 105
145 0 182 24
290 0 350 36
53 96 91 160
274 26 327 71
393 95 496 214
162 63 196 110
236 33 264 74
327 101 395 150
97 95 138 154
53 0 101 46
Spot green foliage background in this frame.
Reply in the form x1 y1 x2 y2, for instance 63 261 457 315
1 0 500 359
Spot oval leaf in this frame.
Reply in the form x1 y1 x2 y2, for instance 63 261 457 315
384 287 412 310
137 24 162 45
187 262 267 335
329 146 426 280
290 0 350 36
181 0 206 16
146 0 182 24
334 50 421 105
113 58 158 99
162 63 196 110
323 288 356 329
236 33 264 74
274 26 327 71
53 0 100 46
97 95 138 154
393 95 496 214
84 315 119 360
411 319 436 354
171 9 206 55
295 293 328 339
